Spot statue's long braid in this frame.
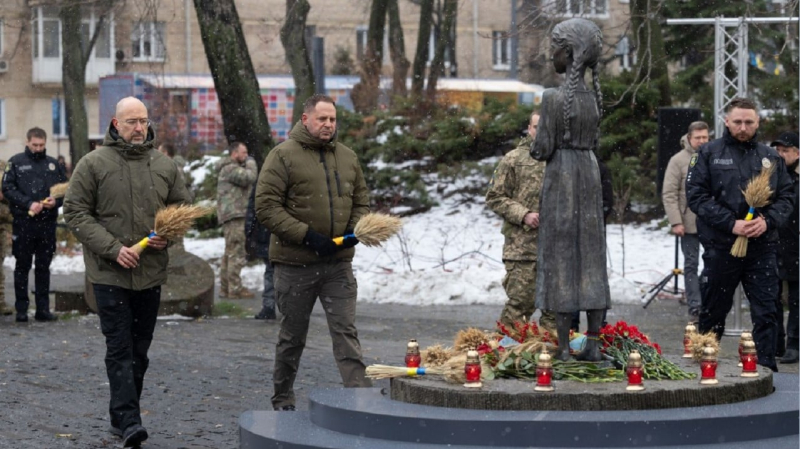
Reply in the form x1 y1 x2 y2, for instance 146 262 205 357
563 56 582 144
591 66 603 146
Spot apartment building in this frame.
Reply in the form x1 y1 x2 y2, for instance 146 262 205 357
0 0 632 160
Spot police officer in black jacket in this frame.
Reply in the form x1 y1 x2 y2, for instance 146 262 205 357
2 127 68 322
686 98 794 372
771 131 799 364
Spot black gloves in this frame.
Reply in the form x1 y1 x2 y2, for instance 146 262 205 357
303 229 338 257
340 229 359 249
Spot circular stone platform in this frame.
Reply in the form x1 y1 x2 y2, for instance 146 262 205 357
391 357 773 411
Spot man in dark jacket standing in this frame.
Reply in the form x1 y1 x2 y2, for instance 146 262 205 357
2 127 67 322
771 131 799 364
256 94 372 411
686 98 794 372
245 184 275 320
64 97 190 447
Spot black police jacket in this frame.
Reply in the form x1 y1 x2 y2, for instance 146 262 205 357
777 160 799 281
245 183 270 261
686 129 794 250
1 147 68 222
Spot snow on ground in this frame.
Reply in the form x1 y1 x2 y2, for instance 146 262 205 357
18 158 696 307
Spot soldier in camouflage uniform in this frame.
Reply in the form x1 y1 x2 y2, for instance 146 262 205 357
0 160 10 315
486 112 556 331
216 141 258 298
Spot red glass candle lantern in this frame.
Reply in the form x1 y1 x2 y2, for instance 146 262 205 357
626 350 645 391
699 344 719 385
683 322 697 359
463 349 482 388
740 340 759 378
405 339 421 368
737 331 752 368
534 347 554 392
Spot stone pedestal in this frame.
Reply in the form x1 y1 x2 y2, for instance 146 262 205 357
84 246 214 317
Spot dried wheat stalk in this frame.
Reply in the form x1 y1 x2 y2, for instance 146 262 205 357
154 204 214 240
731 165 774 257
353 213 403 247
689 331 721 362
49 182 70 199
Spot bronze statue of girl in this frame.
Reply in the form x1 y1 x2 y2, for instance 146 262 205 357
530 18 610 362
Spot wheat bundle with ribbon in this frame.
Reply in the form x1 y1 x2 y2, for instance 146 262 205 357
333 212 403 247
365 364 448 380
129 204 213 255
28 182 70 217
730 165 775 258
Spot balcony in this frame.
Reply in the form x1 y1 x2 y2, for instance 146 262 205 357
30 6 115 85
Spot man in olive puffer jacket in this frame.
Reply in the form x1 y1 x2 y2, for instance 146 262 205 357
256 94 372 411
64 97 191 447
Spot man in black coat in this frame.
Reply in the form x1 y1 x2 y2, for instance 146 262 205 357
771 131 799 364
686 98 794 372
2 127 67 322
245 184 275 320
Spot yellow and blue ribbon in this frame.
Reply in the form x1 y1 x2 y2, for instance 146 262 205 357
744 206 756 221
406 367 428 377
333 233 356 246
137 231 157 249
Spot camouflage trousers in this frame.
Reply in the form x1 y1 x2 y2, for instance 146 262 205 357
220 218 247 295
498 260 556 330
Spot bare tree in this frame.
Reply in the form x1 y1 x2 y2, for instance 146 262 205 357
410 0 434 99
60 0 116 166
387 0 410 99
280 0 315 124
193 0 274 168
351 0 389 113
425 0 457 100
630 0 670 106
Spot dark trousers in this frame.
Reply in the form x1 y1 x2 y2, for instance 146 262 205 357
94 284 161 431
12 220 56 314
699 246 780 370
271 262 371 409
783 280 799 351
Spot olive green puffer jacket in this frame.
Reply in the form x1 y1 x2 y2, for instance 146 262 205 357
255 121 370 265
63 123 191 290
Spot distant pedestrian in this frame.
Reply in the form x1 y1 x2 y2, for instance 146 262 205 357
486 111 556 331
256 94 372 411
217 141 257 299
245 184 275 320
770 131 799 364
662 121 709 320
686 97 794 372
2 127 67 322
63 97 191 447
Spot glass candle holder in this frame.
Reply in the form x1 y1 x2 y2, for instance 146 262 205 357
699 344 719 385
682 322 696 359
740 340 759 378
405 339 421 368
626 350 645 391
463 349 482 388
534 348 555 392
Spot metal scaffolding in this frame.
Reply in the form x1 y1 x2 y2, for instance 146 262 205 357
666 17 798 137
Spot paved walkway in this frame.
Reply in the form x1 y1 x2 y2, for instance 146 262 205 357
0 267 796 448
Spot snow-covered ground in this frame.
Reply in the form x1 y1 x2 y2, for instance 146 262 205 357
24 157 695 307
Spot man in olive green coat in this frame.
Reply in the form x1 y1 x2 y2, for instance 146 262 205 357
64 97 190 447
486 112 556 332
256 94 372 411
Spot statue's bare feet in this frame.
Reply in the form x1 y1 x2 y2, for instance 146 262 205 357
555 347 571 362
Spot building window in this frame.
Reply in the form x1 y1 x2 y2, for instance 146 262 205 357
0 19 4 55
427 29 452 65
492 31 511 70
131 21 165 61
81 19 111 59
355 26 389 63
0 99 6 140
52 97 68 138
552 0 608 17
615 36 636 71
32 7 61 58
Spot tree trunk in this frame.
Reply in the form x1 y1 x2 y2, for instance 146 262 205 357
194 0 274 168
426 0 457 101
387 0 410 99
631 0 671 106
60 3 90 166
351 0 389 113
411 0 434 98
281 0 315 124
